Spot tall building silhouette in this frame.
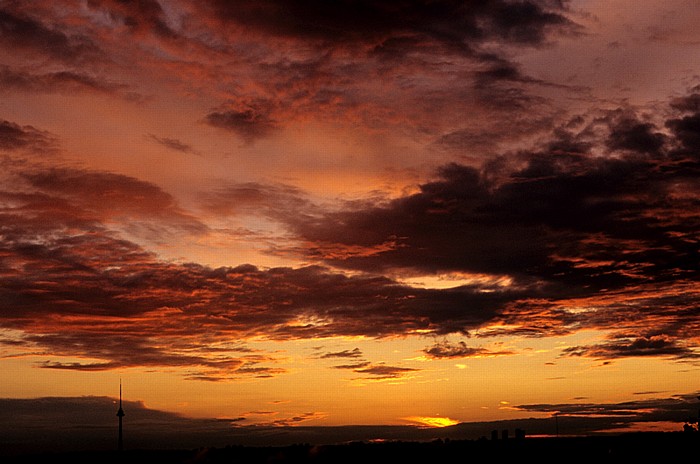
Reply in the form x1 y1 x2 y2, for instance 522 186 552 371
117 380 125 451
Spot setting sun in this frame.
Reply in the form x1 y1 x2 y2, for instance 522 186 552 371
404 417 460 428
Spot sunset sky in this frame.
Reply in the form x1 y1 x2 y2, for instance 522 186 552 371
1 0 699 445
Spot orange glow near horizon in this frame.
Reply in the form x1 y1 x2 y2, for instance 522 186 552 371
403 416 460 428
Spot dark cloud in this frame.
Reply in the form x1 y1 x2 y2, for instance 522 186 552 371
269 412 326 427
25 330 285 381
0 119 55 151
204 0 575 50
516 392 700 424
2 95 699 375
423 340 513 359
665 87 700 156
562 334 699 360
478 0 577 45
147 134 199 155
0 65 130 97
0 1 577 146
324 356 419 380
204 101 278 143
30 332 244 371
0 214 526 373
320 348 363 359
38 361 116 371
0 175 541 368
669 86 700 113
185 1 580 141
474 60 531 85
0 8 98 62
85 0 178 39
666 113 700 155
333 361 371 370
211 95 700 359
235 364 287 378
283 111 700 296
352 364 419 379
186 117 700 361
18 166 209 238
605 116 666 155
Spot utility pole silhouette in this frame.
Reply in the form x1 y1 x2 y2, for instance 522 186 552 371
117 379 125 451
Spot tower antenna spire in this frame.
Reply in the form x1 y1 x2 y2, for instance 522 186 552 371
117 378 125 451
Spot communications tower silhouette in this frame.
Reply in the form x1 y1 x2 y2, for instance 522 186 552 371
117 379 125 451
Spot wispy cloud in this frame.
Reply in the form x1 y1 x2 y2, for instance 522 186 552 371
320 348 363 359
333 362 419 381
423 340 514 359
0 65 133 98
147 134 199 155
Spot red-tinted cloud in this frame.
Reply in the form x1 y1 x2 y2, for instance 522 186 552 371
0 8 99 63
0 119 56 152
1 88 699 381
0 1 583 148
0 154 522 376
197 92 700 361
0 65 136 99
204 101 278 143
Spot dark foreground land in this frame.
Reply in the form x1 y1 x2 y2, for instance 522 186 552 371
5 432 699 463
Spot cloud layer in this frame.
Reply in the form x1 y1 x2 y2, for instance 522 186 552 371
1 86 699 379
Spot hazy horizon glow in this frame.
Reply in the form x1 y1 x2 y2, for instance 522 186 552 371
0 0 698 441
